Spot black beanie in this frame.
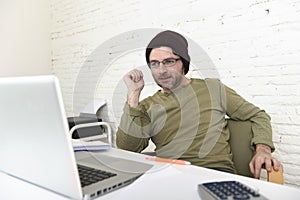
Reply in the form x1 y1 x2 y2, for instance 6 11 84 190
145 30 190 75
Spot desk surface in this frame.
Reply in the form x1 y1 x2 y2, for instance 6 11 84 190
1 148 300 200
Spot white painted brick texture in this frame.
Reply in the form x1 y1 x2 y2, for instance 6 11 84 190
50 0 300 188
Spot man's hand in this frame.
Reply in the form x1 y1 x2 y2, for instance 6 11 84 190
123 69 145 108
249 143 281 178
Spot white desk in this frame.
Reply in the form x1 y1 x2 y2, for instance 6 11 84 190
1 148 300 200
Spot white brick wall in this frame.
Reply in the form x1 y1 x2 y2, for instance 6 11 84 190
50 0 300 188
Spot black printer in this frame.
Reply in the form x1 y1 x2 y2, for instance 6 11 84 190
67 114 104 139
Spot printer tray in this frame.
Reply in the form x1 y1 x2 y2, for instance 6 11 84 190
67 117 104 139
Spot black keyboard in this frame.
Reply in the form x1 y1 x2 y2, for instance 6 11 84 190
198 181 267 200
77 164 117 187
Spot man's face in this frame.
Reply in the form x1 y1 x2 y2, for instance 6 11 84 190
149 46 185 93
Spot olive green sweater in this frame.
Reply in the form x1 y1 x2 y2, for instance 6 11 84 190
116 78 274 173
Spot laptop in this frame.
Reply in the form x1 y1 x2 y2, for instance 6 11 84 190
0 75 153 199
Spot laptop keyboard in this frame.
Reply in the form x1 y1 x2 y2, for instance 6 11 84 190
77 164 117 187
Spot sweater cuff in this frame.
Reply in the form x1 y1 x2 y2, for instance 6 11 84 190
124 102 144 117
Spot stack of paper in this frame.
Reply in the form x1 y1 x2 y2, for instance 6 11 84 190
72 139 111 151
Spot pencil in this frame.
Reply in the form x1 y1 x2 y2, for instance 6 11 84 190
145 156 191 165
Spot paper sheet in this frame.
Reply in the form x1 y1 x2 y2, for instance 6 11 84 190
72 139 111 151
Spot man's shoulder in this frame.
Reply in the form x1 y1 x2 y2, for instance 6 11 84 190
139 90 161 104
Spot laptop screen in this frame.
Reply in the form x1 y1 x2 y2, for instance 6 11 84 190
0 75 82 199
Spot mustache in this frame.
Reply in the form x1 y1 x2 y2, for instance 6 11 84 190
158 75 171 79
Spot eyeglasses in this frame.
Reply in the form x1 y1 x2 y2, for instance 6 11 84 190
149 58 181 69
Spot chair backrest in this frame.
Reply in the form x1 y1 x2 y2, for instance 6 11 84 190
227 119 254 177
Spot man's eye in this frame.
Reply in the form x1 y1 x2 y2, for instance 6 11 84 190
165 59 175 64
150 61 159 66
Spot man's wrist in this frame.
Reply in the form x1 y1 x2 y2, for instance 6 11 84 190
127 90 140 108
255 143 271 153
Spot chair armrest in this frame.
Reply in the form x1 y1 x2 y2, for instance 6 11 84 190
267 165 284 184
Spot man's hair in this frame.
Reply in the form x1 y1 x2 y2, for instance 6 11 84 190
145 30 190 75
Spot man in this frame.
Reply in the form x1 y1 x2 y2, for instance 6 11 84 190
116 30 281 178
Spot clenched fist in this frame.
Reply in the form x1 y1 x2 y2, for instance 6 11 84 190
123 69 145 108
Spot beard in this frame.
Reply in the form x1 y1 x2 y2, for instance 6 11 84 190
154 74 184 92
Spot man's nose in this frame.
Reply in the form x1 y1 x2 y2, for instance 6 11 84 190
158 63 168 73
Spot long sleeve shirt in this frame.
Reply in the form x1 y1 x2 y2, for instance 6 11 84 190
116 78 275 173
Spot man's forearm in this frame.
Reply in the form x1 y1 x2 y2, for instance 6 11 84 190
127 90 140 108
